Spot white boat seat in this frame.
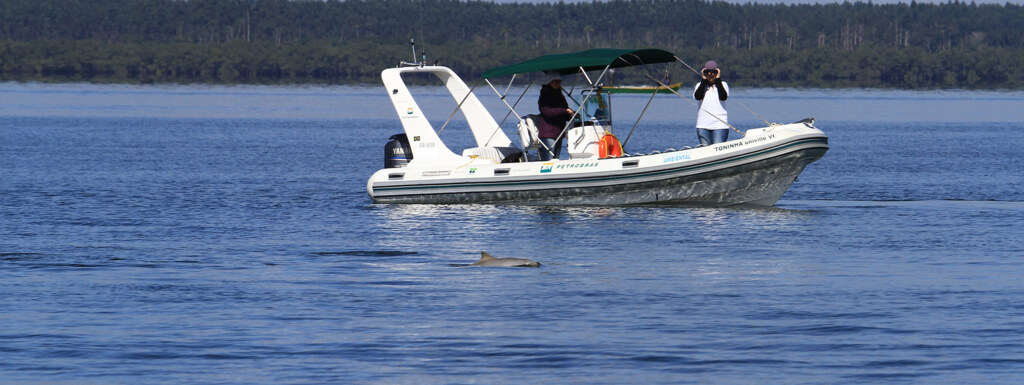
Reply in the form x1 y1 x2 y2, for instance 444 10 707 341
462 146 522 163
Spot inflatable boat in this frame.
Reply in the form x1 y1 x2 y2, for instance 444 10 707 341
366 48 828 206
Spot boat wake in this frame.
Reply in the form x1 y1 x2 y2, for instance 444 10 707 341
780 199 1024 210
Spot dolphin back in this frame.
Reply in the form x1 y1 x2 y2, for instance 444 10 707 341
468 251 541 267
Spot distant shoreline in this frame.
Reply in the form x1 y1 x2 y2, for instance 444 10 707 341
4 0 1024 90
3 40 1020 90
4 42 1019 90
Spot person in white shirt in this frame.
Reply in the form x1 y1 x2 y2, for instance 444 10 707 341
692 60 730 146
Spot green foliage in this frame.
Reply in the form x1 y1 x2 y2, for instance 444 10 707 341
1 0 1022 88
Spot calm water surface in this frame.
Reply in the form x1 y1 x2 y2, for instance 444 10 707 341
2 83 1023 384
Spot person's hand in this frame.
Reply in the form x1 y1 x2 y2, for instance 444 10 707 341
566 108 574 115
703 68 721 81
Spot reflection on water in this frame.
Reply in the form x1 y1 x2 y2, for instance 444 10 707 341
528 205 625 223
376 203 631 226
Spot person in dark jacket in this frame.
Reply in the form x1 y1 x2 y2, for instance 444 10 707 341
537 79 574 161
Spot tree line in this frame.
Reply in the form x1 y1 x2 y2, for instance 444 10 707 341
1 0 1022 89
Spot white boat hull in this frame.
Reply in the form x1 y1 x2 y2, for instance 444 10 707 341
368 123 828 206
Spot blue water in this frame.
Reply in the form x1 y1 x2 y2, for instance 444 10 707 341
2 83 1024 384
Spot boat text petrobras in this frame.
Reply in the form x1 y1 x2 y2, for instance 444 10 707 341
558 161 599 170
714 134 775 152
540 161 600 173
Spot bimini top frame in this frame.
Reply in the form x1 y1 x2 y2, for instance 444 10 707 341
481 48 678 151
483 48 750 148
481 48 677 79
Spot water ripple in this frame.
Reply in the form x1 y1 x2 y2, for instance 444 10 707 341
3 91 1024 384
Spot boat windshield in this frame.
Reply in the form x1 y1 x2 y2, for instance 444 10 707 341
580 89 610 125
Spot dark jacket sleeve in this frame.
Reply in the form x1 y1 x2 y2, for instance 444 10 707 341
693 79 709 100
714 78 728 101
539 105 568 119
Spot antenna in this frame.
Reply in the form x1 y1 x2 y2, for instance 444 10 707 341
410 39 417 64
398 39 427 67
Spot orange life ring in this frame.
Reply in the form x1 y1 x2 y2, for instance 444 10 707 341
598 132 623 158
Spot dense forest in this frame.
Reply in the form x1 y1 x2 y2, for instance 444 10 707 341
2 0 1023 88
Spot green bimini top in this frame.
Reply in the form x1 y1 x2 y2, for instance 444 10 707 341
481 48 677 79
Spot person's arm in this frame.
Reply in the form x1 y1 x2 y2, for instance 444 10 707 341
693 79 709 100
540 105 570 118
714 78 728 101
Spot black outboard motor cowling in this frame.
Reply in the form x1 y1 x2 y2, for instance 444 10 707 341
384 134 413 168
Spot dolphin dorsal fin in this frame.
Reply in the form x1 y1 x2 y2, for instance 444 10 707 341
479 251 494 261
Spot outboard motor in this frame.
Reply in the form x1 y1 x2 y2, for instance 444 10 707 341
384 133 413 168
